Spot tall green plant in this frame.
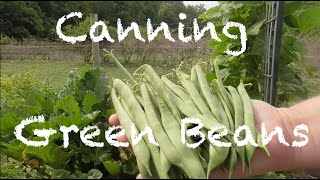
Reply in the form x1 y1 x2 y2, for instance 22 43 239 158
199 1 320 106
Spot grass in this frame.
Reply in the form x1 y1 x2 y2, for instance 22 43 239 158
0 59 172 91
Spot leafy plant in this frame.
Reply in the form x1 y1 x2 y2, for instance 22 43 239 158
0 34 17 45
0 71 54 108
0 65 137 179
199 1 320 106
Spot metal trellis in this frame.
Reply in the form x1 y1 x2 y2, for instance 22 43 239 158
263 1 285 106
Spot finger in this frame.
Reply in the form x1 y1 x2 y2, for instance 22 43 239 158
109 114 120 126
117 135 134 154
117 134 129 142
136 174 143 179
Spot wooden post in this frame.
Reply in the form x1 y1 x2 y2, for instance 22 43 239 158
90 13 102 68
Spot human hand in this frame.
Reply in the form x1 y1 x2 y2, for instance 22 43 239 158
108 100 298 179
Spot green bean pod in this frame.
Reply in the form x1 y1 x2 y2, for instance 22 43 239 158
145 83 161 114
160 150 171 178
176 71 212 118
195 64 231 129
165 86 229 133
228 146 238 178
216 88 235 132
114 79 169 178
111 89 152 176
206 133 230 178
227 86 246 170
257 132 270 156
213 60 234 116
135 64 182 124
237 82 256 171
191 66 200 91
161 76 190 101
156 95 206 179
141 83 185 178
137 159 149 179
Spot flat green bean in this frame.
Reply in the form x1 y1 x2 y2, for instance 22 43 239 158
137 158 149 179
161 76 190 101
114 80 167 178
227 86 246 170
145 83 161 115
160 150 171 178
111 89 151 175
191 66 200 91
141 83 185 177
237 82 256 171
228 146 238 178
195 64 231 129
157 95 206 179
176 71 212 117
213 60 234 115
121 96 166 178
165 86 228 132
216 88 235 132
135 64 182 124
204 131 230 178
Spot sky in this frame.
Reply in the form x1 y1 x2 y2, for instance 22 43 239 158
183 1 219 9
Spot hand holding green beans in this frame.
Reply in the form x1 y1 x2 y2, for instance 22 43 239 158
109 97 320 178
105 51 320 179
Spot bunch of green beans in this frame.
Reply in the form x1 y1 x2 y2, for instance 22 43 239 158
105 50 269 179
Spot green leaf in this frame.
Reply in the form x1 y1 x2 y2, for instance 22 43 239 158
0 115 18 133
73 171 89 179
73 171 88 179
247 19 265 35
103 161 120 176
240 76 255 82
52 169 74 179
205 73 216 83
80 65 93 79
23 119 60 142
198 5 222 21
231 2 244 9
284 15 299 29
207 11 222 20
1 140 26 160
82 111 100 121
87 169 103 179
198 13 206 20
99 153 120 175
297 6 320 33
284 1 302 16
54 96 81 115
82 90 100 114
55 110 99 129
250 32 265 56
210 42 229 60
25 143 70 169
122 155 138 175
206 5 221 15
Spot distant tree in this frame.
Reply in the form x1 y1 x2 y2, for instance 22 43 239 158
0 1 47 41
0 1 206 41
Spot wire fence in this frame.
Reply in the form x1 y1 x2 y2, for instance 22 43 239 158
0 41 213 69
